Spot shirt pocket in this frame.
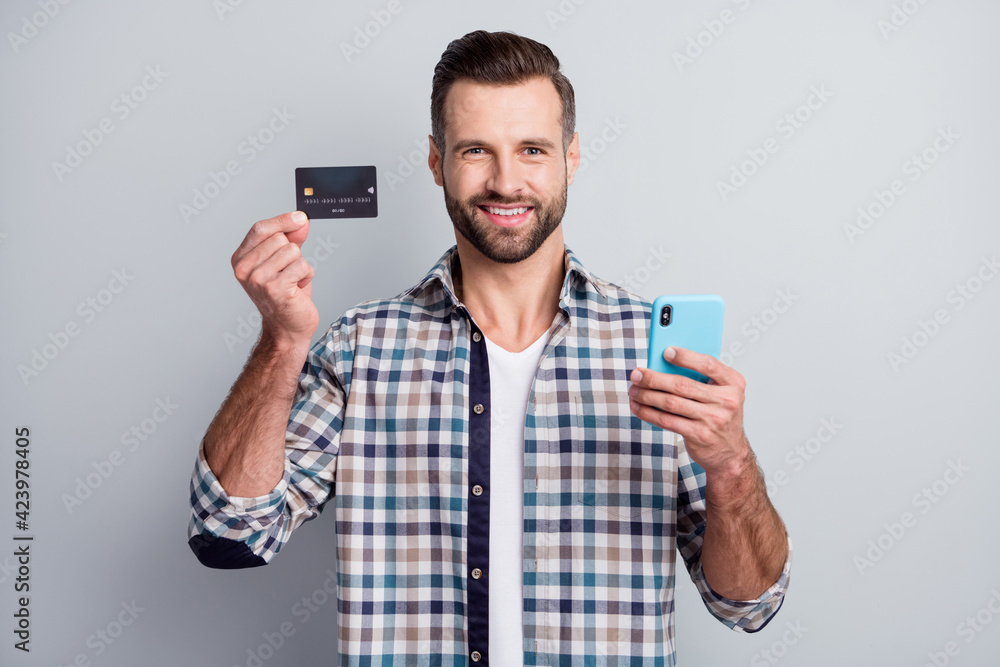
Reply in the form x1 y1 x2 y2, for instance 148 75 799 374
571 393 665 519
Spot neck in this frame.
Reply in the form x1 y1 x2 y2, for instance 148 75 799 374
454 229 565 353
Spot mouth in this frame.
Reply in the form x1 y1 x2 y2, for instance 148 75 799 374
477 204 534 227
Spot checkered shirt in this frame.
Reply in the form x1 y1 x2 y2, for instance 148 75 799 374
188 243 792 666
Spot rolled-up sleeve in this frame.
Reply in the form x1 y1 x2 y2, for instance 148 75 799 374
676 439 793 632
187 322 351 568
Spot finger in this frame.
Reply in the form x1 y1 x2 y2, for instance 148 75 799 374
630 366 714 404
245 243 307 293
661 346 742 388
628 383 705 419
281 255 315 289
233 232 290 283
629 398 700 436
232 211 308 267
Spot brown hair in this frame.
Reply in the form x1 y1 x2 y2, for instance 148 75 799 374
430 30 576 157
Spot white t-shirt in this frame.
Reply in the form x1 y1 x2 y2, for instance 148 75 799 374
483 329 549 666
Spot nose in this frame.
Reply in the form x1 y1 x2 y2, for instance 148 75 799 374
485 152 525 199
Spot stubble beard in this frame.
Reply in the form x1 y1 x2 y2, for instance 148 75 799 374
442 175 568 265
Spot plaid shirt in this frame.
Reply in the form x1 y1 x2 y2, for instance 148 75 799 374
188 243 792 666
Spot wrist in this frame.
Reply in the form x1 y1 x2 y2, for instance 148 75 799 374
259 324 312 360
249 328 312 399
705 447 762 513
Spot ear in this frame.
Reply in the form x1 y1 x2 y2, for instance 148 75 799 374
428 134 444 186
565 132 581 186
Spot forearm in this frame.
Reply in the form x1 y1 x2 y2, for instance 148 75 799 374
701 444 788 600
203 328 310 497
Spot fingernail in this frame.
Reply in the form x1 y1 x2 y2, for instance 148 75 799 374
664 347 676 361
628 385 637 398
291 211 306 223
631 368 643 383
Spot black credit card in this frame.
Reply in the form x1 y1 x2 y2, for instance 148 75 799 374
295 166 378 219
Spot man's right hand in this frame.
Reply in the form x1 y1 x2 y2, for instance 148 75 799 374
231 211 319 351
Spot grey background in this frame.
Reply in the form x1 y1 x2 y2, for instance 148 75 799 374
2 0 998 665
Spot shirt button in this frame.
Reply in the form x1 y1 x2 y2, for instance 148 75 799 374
472 484 483 496
473 403 484 414
472 331 482 342
471 651 482 662
471 568 482 579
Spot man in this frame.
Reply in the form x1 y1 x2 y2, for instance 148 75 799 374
188 30 791 666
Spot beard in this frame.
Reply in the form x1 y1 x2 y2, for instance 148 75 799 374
442 175 567 265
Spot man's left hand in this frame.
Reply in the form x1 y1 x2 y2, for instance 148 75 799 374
628 346 751 479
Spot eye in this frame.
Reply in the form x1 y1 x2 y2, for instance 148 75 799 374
465 147 484 155
524 147 543 156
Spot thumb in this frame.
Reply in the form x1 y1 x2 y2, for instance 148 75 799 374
285 215 310 248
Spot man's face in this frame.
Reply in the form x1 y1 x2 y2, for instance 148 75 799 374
429 77 580 264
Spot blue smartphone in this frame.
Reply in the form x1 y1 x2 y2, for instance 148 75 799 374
647 295 725 383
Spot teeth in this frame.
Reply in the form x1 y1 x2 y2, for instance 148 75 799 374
485 206 529 216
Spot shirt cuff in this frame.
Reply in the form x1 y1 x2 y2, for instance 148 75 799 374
690 535 793 633
188 442 289 540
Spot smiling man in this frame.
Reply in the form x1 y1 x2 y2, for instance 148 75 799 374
188 30 791 666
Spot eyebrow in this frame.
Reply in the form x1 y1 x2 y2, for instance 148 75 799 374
451 137 559 154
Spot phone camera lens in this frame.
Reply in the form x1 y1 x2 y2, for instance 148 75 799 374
660 305 672 326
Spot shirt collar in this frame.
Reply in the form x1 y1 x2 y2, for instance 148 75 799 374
405 243 608 309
